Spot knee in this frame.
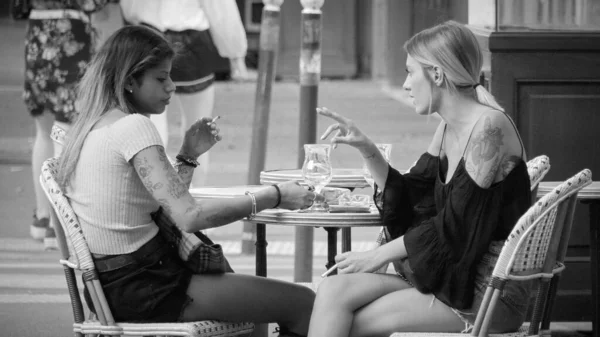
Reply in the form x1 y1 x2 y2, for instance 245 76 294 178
315 275 352 305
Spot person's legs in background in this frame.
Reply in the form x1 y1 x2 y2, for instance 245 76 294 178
177 84 215 188
30 111 54 240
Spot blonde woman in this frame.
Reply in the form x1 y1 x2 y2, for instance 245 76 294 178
307 21 532 337
58 26 319 336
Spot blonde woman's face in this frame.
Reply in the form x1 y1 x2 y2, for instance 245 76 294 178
403 55 433 115
130 59 176 115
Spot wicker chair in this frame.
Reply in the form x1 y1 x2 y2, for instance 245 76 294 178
389 168 591 337
40 157 254 337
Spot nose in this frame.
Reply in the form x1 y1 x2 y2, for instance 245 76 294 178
402 77 411 92
165 77 176 94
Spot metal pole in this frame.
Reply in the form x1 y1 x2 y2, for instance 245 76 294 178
243 0 284 255
294 0 324 282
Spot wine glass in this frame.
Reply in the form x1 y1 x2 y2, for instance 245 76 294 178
363 143 392 189
302 144 333 212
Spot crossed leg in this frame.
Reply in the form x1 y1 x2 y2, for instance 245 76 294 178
182 272 315 336
308 273 464 337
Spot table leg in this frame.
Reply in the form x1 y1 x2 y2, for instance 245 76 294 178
255 222 267 277
341 227 352 253
324 227 339 274
589 201 599 337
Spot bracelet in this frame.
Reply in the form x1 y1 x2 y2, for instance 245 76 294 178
175 154 199 168
245 191 257 220
272 184 281 208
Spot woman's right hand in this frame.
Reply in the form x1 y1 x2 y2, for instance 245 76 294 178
318 107 373 152
277 181 325 210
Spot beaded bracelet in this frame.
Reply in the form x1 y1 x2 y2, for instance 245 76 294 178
245 191 257 220
272 184 281 208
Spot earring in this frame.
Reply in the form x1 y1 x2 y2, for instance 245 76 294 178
127 89 133 94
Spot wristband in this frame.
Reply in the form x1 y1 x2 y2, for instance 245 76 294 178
272 184 281 208
175 154 199 168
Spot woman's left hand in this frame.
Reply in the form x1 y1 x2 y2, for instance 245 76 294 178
335 249 382 274
180 117 222 157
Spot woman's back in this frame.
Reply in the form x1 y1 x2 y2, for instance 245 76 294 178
67 113 162 255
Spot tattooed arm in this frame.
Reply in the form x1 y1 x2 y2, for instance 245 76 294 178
172 158 195 189
464 112 523 188
131 145 283 232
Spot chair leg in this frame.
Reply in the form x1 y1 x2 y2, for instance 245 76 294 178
472 285 494 336
478 289 502 337
529 278 551 335
540 275 561 334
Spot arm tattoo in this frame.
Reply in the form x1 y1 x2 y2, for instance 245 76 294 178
465 116 504 186
133 155 159 192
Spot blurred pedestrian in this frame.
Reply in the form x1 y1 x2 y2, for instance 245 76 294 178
23 0 105 246
120 0 248 188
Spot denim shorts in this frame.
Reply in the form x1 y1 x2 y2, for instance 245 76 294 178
450 248 533 333
83 234 193 323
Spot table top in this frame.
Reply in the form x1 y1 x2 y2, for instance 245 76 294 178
260 168 370 189
190 185 382 227
537 181 600 200
250 208 382 227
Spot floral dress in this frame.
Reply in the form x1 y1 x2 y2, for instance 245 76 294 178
23 0 107 123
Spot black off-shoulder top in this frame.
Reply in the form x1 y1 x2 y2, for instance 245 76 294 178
374 152 531 310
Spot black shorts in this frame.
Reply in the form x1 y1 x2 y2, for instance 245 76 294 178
164 28 219 94
84 234 193 322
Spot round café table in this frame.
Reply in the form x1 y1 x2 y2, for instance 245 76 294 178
260 168 372 254
190 185 382 277
537 181 600 337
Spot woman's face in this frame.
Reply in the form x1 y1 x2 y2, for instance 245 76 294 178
403 55 435 115
129 59 176 115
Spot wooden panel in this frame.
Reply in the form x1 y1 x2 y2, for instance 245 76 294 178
488 34 600 321
517 82 600 249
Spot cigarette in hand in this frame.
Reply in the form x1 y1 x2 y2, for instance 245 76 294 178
211 115 221 123
321 263 339 278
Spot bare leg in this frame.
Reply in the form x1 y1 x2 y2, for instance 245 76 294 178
307 273 464 337
31 111 54 222
349 287 464 337
182 273 314 335
177 84 215 188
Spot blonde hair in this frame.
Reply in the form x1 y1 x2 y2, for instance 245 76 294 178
57 25 174 189
404 20 504 112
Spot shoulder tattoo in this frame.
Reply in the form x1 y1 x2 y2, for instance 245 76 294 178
466 116 504 185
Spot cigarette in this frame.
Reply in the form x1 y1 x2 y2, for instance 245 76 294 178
211 115 221 123
321 263 339 278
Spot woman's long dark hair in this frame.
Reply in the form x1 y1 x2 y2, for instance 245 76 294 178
58 25 174 189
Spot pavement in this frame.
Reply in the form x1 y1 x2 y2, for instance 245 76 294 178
0 17 591 337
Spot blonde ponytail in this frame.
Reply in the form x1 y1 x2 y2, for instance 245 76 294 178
474 85 504 112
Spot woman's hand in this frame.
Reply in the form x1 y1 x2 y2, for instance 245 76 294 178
179 117 222 158
277 181 325 210
335 249 382 274
318 107 373 152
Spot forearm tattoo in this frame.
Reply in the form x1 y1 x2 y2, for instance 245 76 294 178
465 116 503 187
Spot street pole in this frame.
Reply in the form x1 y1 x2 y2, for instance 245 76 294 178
243 0 284 255
295 0 324 282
